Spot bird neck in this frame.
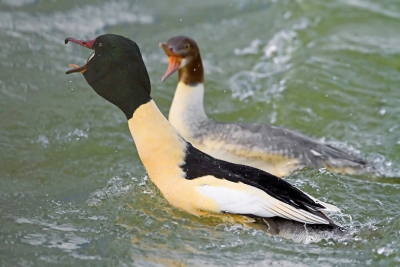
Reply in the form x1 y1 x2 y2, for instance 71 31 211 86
178 53 204 85
128 100 187 185
85 71 152 120
168 82 209 138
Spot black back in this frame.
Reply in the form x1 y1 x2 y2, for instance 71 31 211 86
180 143 339 225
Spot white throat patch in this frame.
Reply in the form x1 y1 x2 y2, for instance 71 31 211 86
179 58 189 68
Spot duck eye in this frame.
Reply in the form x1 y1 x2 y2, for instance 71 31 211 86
184 44 190 51
98 42 103 48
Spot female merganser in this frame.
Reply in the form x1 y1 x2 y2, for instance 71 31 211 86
159 36 369 177
65 34 342 232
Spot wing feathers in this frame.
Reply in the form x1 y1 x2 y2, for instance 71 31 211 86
280 203 328 224
303 192 340 212
271 202 328 224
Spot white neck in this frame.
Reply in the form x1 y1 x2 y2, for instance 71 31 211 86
168 82 208 138
128 100 187 188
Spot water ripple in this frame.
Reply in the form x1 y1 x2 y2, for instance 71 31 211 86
230 27 301 101
0 1 154 41
340 0 400 20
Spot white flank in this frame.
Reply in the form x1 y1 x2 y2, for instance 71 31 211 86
197 183 330 225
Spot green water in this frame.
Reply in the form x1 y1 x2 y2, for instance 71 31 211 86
1 0 400 266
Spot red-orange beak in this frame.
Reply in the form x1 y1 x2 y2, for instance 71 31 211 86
159 42 182 82
65 37 96 74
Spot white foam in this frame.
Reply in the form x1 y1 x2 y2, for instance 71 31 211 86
230 30 299 101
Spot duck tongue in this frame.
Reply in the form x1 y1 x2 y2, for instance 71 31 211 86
64 37 96 74
161 55 182 82
66 64 87 74
159 42 182 82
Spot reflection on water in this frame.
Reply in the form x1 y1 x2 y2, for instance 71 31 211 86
1 0 400 266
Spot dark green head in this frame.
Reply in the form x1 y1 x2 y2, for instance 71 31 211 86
65 34 151 119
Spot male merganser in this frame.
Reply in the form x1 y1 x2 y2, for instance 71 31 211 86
160 36 369 177
65 34 342 232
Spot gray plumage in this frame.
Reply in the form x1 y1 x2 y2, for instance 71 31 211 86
196 119 367 170
162 36 372 176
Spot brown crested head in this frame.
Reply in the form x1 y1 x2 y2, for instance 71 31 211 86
159 36 204 85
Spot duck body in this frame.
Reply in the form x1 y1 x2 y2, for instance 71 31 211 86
65 34 344 242
129 99 339 225
161 36 370 177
